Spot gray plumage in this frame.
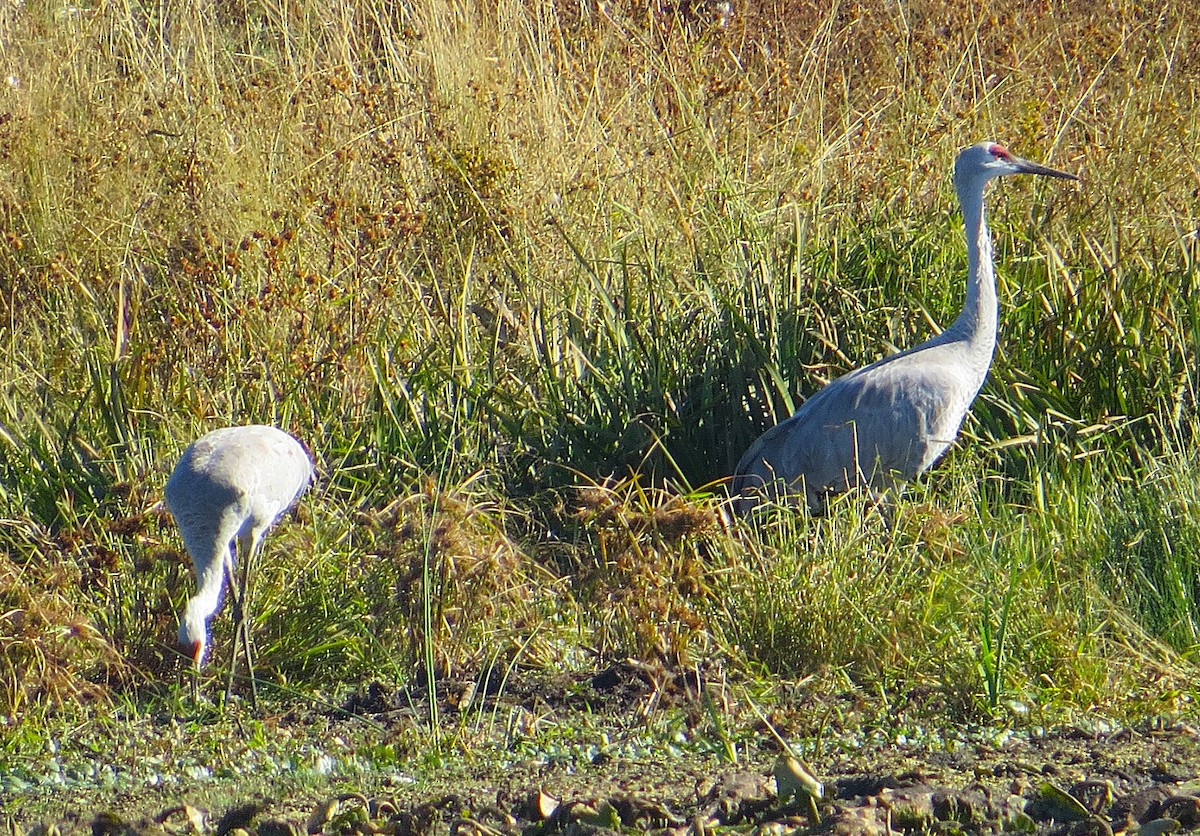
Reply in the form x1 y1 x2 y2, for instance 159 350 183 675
733 142 1077 515
167 424 313 699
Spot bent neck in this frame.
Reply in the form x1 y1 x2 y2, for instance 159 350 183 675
944 178 998 360
185 542 229 624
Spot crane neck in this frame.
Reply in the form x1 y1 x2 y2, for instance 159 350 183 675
945 178 998 361
185 541 229 623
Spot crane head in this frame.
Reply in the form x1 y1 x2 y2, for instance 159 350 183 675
955 141 1078 192
178 609 209 669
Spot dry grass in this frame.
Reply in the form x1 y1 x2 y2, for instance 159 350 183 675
0 0 1198 726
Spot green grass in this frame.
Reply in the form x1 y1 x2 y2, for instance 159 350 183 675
2 0 1200 781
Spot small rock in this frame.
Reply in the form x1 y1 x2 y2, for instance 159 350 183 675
1157 796 1200 828
824 804 895 836
699 771 773 824
835 774 922 799
92 814 136 836
1110 784 1175 824
609 795 684 829
931 789 990 825
216 804 263 836
1065 816 1113 836
257 821 299 836
881 786 934 830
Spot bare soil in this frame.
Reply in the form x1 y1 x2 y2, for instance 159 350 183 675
8 662 1200 835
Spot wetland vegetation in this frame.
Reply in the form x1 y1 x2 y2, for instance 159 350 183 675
3 0 1200 831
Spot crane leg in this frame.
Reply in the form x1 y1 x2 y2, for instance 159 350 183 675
241 541 260 709
222 549 259 709
238 586 258 709
223 555 242 707
226 601 258 708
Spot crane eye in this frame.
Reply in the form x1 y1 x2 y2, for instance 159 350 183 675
989 144 1013 160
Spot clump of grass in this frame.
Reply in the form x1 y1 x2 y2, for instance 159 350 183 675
360 481 541 674
714 498 971 685
571 476 719 662
710 441 1199 725
0 539 120 717
1099 438 1200 656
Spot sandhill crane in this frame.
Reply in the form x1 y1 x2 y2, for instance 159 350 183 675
732 142 1077 515
167 424 313 704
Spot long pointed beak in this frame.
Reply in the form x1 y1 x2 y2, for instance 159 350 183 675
1013 156 1078 181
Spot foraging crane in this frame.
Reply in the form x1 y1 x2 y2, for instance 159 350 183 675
167 424 313 704
732 142 1077 515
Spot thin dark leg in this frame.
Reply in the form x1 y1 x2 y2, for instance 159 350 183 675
240 570 258 709
222 549 246 707
223 541 260 709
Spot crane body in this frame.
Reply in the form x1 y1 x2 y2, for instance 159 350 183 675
733 142 1076 515
167 424 313 703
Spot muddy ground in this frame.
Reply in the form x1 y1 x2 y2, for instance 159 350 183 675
7 661 1200 835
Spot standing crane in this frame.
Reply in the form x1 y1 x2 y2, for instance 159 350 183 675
732 142 1077 515
167 424 314 705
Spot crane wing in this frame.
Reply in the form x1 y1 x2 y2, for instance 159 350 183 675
734 353 975 513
